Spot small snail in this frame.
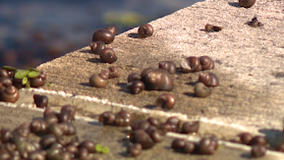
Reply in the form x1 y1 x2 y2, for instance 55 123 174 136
30 71 46 88
198 137 218 155
89 71 109 88
205 24 222 32
138 24 154 38
115 110 132 127
156 93 175 110
100 48 117 64
127 73 141 82
159 61 176 74
164 117 181 132
108 66 119 78
89 41 105 54
127 143 142 157
92 29 114 44
239 0 256 8
181 121 200 134
33 94 48 108
130 129 155 149
141 68 174 91
199 56 214 70
99 111 116 125
127 80 145 94
194 82 212 98
0 85 19 103
198 72 219 87
30 119 47 134
246 16 263 28
180 57 202 73
0 77 13 87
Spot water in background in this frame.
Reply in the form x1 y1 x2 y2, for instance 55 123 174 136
0 0 203 68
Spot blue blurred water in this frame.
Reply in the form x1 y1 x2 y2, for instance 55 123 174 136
0 0 204 68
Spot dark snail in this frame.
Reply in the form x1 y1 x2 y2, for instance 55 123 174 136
99 111 116 125
0 85 19 103
198 72 219 87
194 82 212 98
33 94 48 108
164 117 181 132
115 110 132 127
89 41 105 54
105 26 116 35
199 56 214 70
197 137 218 155
141 68 174 91
156 93 175 110
138 24 154 38
180 57 202 73
30 71 46 88
100 48 117 64
127 143 142 157
246 16 263 28
89 70 110 88
108 66 119 78
251 144 266 158
239 0 256 8
181 121 200 134
159 61 176 74
127 73 141 82
127 80 145 94
205 24 222 32
92 29 114 44
130 129 155 149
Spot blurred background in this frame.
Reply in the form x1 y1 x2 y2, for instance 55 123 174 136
0 0 203 69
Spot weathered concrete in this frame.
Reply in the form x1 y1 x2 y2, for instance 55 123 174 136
1 0 284 159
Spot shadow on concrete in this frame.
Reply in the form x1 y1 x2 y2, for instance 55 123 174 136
228 2 240 7
127 33 139 38
258 129 283 149
79 82 91 87
116 83 130 94
80 50 93 54
183 92 195 97
87 58 102 63
88 121 101 126
144 104 158 109
185 82 197 86
240 153 251 159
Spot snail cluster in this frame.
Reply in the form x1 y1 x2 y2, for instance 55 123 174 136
98 110 132 127
89 66 119 88
231 132 268 158
91 27 117 64
0 105 109 160
0 66 46 103
172 136 219 155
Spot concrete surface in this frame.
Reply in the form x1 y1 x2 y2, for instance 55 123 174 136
1 0 284 159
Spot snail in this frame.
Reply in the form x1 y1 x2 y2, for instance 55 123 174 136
198 72 219 87
99 111 116 125
29 119 47 134
108 66 119 78
89 70 110 88
158 61 176 74
156 93 175 110
92 29 114 44
114 110 132 127
127 73 141 82
60 105 76 121
198 137 218 155
205 24 222 32
100 48 117 64
89 41 105 54
127 143 142 157
164 117 181 132
127 80 145 94
141 68 174 91
130 129 155 149
246 16 263 28
194 82 212 98
33 94 48 108
180 56 202 73
30 71 46 88
199 56 214 70
239 0 256 8
138 24 154 38
181 121 200 134
0 85 19 103
79 140 96 153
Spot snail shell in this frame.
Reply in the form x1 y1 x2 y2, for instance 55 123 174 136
239 0 256 8
159 61 176 74
198 72 219 87
199 56 214 70
92 29 114 44
127 80 145 94
138 24 154 38
180 57 202 73
89 71 109 88
194 82 212 98
141 68 174 91
127 73 141 83
100 48 117 64
156 93 175 110
1 85 19 103
89 41 105 54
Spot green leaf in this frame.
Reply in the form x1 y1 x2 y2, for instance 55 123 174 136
26 81 31 88
22 77 28 85
28 68 40 72
2 66 17 71
14 70 30 79
47 83 53 87
28 71 40 78
101 146 110 154
95 144 103 152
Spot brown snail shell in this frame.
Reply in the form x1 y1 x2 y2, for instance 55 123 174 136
127 80 145 94
199 56 214 70
89 72 109 88
239 0 256 8
138 24 154 38
127 73 141 82
89 41 105 54
105 26 116 35
108 66 119 78
180 57 202 73
194 82 212 98
1 85 19 103
205 24 223 32
141 68 174 91
159 61 176 74
100 48 117 64
92 29 114 44
198 72 219 87
156 93 175 110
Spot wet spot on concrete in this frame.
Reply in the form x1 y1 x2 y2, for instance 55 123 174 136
128 33 139 38
275 72 284 78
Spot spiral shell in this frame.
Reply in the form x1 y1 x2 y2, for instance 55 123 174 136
0 85 19 103
180 57 202 73
198 72 219 87
199 56 214 70
92 29 114 44
141 68 174 91
159 61 176 74
156 93 175 109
